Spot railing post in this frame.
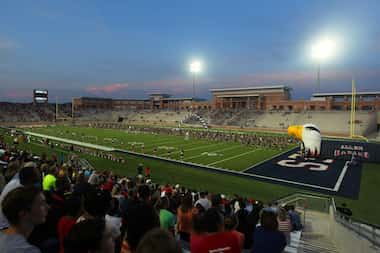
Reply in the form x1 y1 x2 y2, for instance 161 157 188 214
372 226 376 245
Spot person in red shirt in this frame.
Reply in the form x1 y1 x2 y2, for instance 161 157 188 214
144 166 150 178
57 194 82 253
224 215 245 250
191 208 240 253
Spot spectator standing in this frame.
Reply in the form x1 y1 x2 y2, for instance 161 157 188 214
251 210 286 253
42 166 57 191
191 208 240 253
287 205 302 231
64 218 114 253
122 202 160 253
57 194 82 253
194 192 210 211
144 166 150 178
277 207 292 245
224 214 245 250
88 170 100 185
176 193 197 242
336 203 353 220
157 196 176 233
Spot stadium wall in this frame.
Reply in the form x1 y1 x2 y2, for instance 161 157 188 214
362 112 378 137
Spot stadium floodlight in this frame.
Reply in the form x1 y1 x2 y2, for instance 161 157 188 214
311 38 337 61
190 60 202 74
310 37 338 92
189 60 202 100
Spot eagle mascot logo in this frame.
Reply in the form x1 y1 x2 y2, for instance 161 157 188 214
288 123 321 157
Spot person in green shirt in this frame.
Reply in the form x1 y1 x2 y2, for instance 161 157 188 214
157 196 175 234
42 167 57 191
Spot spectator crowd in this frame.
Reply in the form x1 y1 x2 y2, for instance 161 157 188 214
0 132 302 253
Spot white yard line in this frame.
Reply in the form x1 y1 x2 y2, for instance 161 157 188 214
170 142 224 155
207 149 261 166
25 131 115 151
333 161 350 192
186 145 241 160
145 139 183 148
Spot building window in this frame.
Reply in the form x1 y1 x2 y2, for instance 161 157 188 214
361 106 373 111
333 97 345 102
332 106 343 110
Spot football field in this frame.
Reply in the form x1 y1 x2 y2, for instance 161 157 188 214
3 125 380 225
25 125 289 172
24 125 361 199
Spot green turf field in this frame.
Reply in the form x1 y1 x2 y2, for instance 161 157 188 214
2 125 380 226
25 125 291 171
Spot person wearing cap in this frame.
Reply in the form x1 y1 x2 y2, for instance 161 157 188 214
194 192 210 211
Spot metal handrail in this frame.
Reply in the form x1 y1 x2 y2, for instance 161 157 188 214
278 193 380 249
334 213 380 247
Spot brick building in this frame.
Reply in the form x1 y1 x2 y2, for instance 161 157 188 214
73 86 380 112
210 86 380 112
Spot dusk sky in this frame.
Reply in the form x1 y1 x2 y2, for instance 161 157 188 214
0 0 379 102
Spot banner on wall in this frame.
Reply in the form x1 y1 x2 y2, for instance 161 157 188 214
321 139 380 163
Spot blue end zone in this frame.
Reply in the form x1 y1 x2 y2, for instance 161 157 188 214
244 147 362 199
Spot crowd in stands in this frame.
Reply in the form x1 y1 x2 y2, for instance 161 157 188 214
89 123 295 149
0 103 72 122
0 134 302 253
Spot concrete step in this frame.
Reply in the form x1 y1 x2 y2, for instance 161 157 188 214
298 232 339 253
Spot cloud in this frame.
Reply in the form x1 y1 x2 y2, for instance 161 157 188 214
86 83 129 94
0 89 32 102
137 77 217 97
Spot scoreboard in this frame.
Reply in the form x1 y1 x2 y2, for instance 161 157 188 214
33 89 48 103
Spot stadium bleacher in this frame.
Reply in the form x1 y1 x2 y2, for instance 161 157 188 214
1 102 378 139
185 109 377 137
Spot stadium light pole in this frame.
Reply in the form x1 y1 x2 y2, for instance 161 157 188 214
55 96 58 122
190 60 202 99
311 38 336 92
